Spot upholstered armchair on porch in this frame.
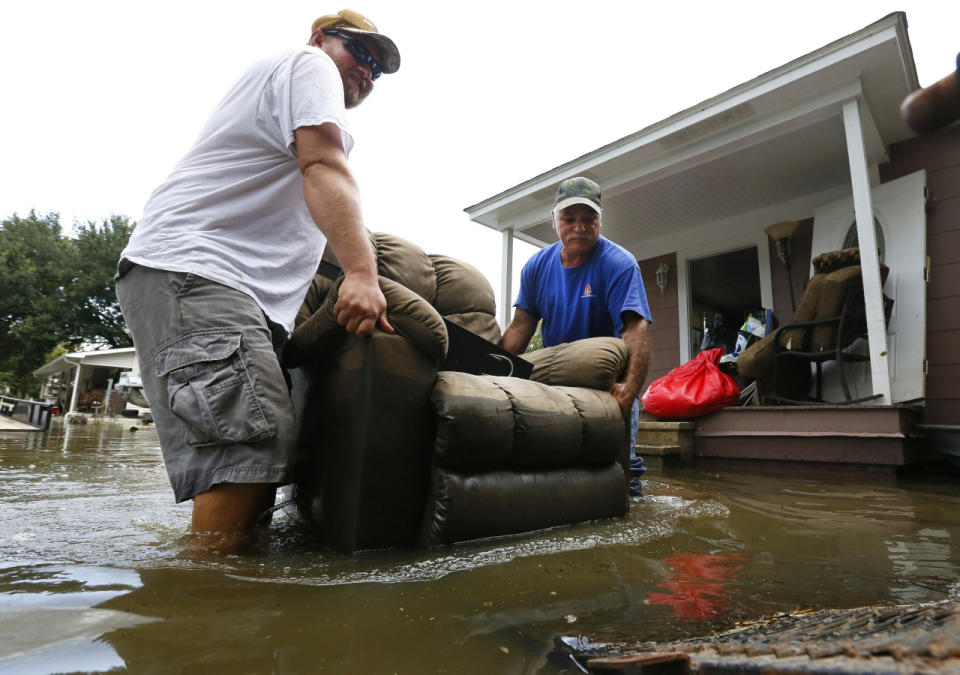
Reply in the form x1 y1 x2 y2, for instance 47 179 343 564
737 248 892 404
285 233 632 553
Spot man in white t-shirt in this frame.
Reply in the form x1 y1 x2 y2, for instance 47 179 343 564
116 9 400 551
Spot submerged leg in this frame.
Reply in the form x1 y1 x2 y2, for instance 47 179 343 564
186 482 277 552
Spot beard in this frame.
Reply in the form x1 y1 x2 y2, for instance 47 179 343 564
343 74 371 109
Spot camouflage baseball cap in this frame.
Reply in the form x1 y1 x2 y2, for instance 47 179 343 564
312 9 400 74
554 176 601 214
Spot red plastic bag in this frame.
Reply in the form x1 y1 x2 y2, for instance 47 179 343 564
641 348 740 419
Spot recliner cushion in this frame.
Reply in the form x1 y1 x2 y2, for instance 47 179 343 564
431 373 625 471
779 273 827 351
492 376 584 467
812 247 862 274
736 331 777 380
372 232 438 305
556 386 625 464
287 275 448 368
418 464 628 546
296 274 336 327
432 372 515 471
430 254 501 344
809 264 888 351
523 337 629 389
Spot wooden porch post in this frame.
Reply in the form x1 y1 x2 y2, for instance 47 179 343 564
841 99 892 404
500 227 514 330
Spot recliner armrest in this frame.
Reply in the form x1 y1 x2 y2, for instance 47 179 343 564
523 337 629 390
285 275 449 368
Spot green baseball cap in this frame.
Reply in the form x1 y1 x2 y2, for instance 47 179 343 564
312 9 400 74
554 176 601 214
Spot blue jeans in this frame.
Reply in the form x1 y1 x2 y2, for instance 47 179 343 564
629 398 645 495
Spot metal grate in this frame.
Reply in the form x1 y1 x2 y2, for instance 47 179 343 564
556 600 960 674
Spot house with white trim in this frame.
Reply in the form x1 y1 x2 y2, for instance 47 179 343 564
34 346 138 415
465 13 958 465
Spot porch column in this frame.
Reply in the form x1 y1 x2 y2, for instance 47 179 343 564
500 227 514 329
841 99 892 404
67 360 82 413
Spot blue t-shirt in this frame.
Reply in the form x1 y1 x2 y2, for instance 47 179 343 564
515 236 652 348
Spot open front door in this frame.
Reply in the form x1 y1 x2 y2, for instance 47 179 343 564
811 170 927 404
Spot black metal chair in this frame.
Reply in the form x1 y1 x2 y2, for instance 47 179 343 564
769 284 892 405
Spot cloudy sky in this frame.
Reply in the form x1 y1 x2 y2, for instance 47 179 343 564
1 1 956 313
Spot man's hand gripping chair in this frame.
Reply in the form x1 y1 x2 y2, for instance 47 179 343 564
285 233 632 553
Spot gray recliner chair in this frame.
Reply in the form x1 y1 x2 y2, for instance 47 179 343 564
286 233 632 553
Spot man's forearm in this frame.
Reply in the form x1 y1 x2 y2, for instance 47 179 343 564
502 324 530 354
299 151 390 336
621 319 651 398
301 162 376 276
502 309 538 354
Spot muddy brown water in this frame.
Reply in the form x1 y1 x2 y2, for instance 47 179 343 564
1 421 958 674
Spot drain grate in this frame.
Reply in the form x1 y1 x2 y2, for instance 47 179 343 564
556 600 960 673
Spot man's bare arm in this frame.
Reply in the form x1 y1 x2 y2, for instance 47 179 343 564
501 308 539 354
294 123 392 336
610 313 651 417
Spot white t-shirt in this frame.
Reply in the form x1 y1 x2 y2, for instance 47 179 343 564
122 46 353 332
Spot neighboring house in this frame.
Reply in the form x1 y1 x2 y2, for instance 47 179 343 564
466 13 957 465
34 347 139 415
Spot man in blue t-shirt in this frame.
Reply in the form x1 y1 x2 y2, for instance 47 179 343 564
502 176 651 496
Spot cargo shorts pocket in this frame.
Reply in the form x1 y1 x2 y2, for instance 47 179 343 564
154 330 276 447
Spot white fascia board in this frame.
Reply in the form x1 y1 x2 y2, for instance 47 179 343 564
892 16 920 92
33 355 70 377
465 16 903 228
69 347 136 358
81 353 139 370
34 347 138 376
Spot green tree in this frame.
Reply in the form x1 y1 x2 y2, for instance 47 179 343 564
65 215 136 348
0 212 134 396
0 212 71 395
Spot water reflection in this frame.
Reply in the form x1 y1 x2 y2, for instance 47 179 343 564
1 424 959 673
885 527 958 604
0 564 153 674
645 552 749 619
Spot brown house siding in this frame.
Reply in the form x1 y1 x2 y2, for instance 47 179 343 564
638 253 680 385
880 123 960 424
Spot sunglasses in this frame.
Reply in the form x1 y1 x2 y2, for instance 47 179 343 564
323 30 383 80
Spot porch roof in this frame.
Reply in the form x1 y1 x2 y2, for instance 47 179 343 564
463 12 917 258
34 347 138 377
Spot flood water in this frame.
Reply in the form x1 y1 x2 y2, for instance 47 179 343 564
1 421 959 674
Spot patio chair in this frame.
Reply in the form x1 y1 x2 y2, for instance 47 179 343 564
737 248 891 404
